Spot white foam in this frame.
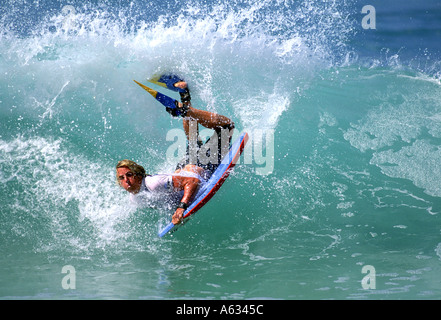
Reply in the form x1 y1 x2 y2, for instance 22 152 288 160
0 135 135 251
343 69 441 197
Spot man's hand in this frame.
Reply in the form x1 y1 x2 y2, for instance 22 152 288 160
171 167 201 225
172 208 185 225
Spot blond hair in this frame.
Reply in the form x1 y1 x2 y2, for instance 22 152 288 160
115 159 147 184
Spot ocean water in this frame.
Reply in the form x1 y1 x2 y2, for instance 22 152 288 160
1 0 441 300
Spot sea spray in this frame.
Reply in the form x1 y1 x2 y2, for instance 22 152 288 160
1 0 441 300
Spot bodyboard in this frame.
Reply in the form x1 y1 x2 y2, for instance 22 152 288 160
158 132 249 237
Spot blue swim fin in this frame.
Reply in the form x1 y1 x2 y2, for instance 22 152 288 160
148 74 191 103
134 80 188 117
148 74 186 93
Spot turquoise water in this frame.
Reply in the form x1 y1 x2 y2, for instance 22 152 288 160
1 0 441 300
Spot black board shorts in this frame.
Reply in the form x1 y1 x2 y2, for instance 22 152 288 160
175 124 234 176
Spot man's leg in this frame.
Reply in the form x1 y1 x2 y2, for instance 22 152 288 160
181 105 234 134
187 107 234 130
180 104 235 172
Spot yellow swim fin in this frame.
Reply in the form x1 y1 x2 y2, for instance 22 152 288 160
146 75 169 90
133 80 188 117
133 80 158 99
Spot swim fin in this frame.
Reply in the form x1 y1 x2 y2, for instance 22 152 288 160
134 80 188 117
148 74 191 104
